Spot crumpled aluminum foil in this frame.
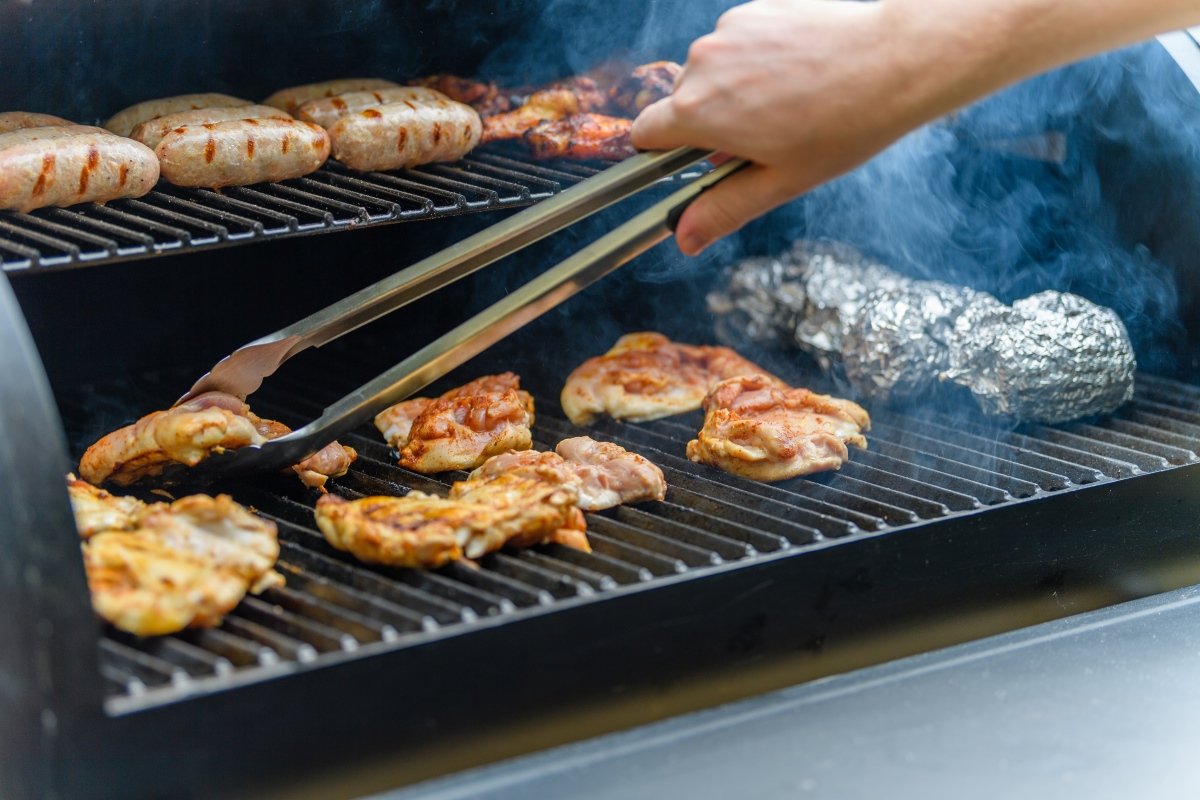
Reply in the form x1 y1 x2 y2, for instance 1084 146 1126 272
708 241 1137 423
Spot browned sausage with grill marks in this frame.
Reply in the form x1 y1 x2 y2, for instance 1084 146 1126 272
130 105 292 150
263 78 400 116
155 118 330 188
327 98 481 172
295 87 447 129
104 93 253 138
0 111 75 134
0 127 159 212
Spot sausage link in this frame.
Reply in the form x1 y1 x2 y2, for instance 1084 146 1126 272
104 93 252 138
262 78 400 116
155 118 330 188
0 129 159 212
130 105 292 150
0 111 74 134
295 87 446 128
327 99 481 172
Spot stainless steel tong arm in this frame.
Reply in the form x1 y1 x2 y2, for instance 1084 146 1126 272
180 146 712 403
192 157 747 478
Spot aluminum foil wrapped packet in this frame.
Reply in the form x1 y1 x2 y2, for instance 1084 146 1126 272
708 241 1136 423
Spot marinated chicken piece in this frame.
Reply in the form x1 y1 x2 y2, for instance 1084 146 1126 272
376 373 534 473
481 87 580 143
555 436 666 509
316 471 585 567
686 375 870 482
561 332 786 425
83 532 249 636
373 397 433 450
466 437 666 511
525 114 635 161
253 417 358 492
408 75 512 116
69 477 282 635
67 475 146 539
80 391 356 491
448 471 588 553
79 392 266 487
136 494 284 593
609 61 682 115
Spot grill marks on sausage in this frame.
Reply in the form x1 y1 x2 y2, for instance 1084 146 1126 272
362 109 382 119
204 137 216 164
246 138 255 159
118 163 129 188
332 98 348 112
397 127 408 152
432 122 442 145
77 145 100 194
281 135 291 155
32 153 55 197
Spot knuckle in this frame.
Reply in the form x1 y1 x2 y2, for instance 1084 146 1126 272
686 34 718 65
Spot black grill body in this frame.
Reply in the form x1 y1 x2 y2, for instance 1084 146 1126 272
4 4 1200 800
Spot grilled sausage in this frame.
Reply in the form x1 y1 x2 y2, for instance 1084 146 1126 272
295 87 447 129
130 104 292 150
0 127 159 212
327 98 481 172
262 78 400 116
0 111 74 134
104 93 253 138
155 118 330 188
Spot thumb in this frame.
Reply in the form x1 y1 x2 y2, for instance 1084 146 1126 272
673 164 795 255
632 96 689 152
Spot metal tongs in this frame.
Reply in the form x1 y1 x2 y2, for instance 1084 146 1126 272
178 146 745 478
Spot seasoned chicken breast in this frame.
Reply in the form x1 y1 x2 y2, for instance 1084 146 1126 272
80 391 357 491
524 113 635 161
467 437 666 511
374 373 534 473
686 375 870 482
69 477 282 635
561 332 785 425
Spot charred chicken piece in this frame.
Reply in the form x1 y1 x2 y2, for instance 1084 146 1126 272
69 477 282 635
481 87 581 143
374 373 534 474
80 391 357 491
408 74 513 116
609 61 683 115
525 114 635 161
561 332 786 426
466 438 666 511
686 375 870 482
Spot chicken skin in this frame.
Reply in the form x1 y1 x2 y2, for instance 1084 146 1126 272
561 332 786 425
686 375 870 482
525 114 635 161
467 437 666 511
80 391 357 491
609 61 683 115
374 373 534 474
481 87 582 143
68 477 282 635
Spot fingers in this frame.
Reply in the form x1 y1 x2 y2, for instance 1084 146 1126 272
673 163 796 256
630 96 685 152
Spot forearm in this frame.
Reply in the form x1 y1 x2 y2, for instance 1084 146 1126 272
883 0 1200 133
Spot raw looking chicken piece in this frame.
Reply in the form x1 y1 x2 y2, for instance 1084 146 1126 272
466 437 666 511
375 373 534 474
686 375 871 482
560 332 786 426
68 477 283 635
524 114 635 161
79 391 357 491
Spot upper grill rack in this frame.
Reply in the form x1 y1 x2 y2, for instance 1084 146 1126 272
75 366 1200 713
0 148 696 274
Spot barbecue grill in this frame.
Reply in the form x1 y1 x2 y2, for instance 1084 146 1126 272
4 4 1200 799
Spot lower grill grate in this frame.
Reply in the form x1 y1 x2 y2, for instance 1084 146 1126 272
72 362 1200 713
0 148 698 274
